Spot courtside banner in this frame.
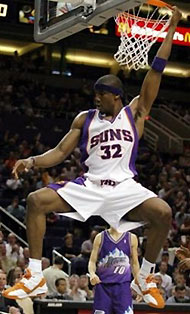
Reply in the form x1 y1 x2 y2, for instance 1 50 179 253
115 22 190 47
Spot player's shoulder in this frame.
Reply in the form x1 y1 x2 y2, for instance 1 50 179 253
94 231 103 245
71 110 89 128
129 232 138 245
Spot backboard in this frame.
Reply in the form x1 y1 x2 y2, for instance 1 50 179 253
34 0 146 43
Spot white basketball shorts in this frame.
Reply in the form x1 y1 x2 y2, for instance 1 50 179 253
48 177 157 232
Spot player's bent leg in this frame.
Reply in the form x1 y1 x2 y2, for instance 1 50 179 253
26 187 71 259
3 187 71 300
127 198 172 309
127 197 172 262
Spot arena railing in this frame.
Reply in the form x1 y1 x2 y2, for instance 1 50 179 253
33 299 190 314
159 104 190 128
143 128 159 151
146 118 183 154
0 206 28 247
52 249 71 277
152 106 190 139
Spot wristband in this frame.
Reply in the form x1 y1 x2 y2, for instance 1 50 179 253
151 57 167 73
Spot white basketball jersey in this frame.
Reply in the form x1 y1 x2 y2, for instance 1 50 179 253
79 106 138 183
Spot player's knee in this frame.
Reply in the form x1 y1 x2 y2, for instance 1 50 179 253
27 191 42 211
156 202 172 227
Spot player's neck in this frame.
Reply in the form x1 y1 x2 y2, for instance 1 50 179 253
108 227 123 238
103 103 124 121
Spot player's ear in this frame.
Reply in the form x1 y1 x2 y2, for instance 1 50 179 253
115 95 120 100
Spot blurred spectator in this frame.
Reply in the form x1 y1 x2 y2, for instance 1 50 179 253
42 257 50 270
68 274 87 301
154 274 167 300
6 233 24 263
46 278 72 300
59 233 79 260
175 207 189 229
156 239 177 267
155 261 173 296
16 257 27 272
158 181 176 205
79 274 94 300
43 256 68 295
173 191 187 214
169 273 190 298
0 271 22 313
4 152 17 170
166 285 190 303
180 216 190 235
0 241 17 273
81 230 98 258
71 229 98 275
23 247 30 266
7 267 23 286
7 197 25 222
159 252 174 276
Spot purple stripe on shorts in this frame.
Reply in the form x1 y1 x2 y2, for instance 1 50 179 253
80 109 96 171
48 176 86 191
125 106 138 176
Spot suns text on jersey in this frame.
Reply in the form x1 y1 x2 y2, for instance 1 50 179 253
90 129 133 149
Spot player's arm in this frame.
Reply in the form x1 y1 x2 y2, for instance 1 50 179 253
88 233 102 286
130 233 140 280
130 7 181 128
12 111 88 179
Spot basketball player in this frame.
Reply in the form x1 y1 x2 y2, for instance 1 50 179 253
3 7 181 309
89 227 139 314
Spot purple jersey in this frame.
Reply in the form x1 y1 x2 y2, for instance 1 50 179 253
96 230 131 283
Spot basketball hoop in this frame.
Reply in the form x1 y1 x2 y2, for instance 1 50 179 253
114 0 173 70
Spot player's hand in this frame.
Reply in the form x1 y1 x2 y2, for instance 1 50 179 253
170 7 182 27
176 245 190 260
178 258 190 272
90 274 101 286
12 157 35 179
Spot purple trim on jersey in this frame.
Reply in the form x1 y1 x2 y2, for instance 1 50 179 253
106 230 126 244
79 109 96 172
98 107 123 124
125 106 138 176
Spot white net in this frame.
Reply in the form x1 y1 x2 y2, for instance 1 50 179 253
114 1 172 70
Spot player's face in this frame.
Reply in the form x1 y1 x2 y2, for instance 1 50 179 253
94 91 115 114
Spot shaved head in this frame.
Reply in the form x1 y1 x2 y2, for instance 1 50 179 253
94 74 124 99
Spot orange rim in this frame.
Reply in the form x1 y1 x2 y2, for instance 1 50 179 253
146 0 173 10
117 11 169 23
116 0 173 24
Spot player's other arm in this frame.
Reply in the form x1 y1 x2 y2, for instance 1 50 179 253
12 111 88 179
131 7 181 119
88 233 102 286
130 233 140 281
